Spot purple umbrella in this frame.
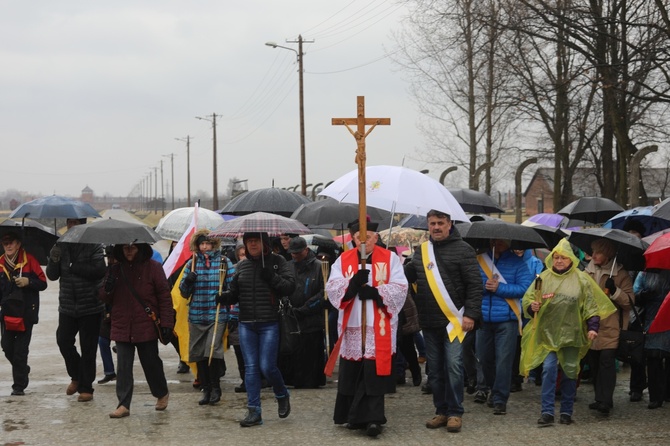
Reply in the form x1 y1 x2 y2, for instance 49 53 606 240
526 213 567 228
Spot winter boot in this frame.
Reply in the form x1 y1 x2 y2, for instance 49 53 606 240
209 383 221 405
240 407 263 427
198 387 211 406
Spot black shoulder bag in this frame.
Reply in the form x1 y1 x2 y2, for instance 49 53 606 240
615 296 645 364
119 267 168 345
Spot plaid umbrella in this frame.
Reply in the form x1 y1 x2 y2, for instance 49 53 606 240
209 212 311 238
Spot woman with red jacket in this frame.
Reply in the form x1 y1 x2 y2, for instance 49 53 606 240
0 231 47 396
100 243 175 418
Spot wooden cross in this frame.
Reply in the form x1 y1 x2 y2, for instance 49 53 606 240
332 96 391 261
332 95 390 350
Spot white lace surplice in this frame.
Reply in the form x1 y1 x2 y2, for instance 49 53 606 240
326 252 408 361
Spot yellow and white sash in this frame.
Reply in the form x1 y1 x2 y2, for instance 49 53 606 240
421 241 464 342
477 253 523 335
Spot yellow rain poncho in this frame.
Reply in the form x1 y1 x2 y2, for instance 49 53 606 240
520 239 616 379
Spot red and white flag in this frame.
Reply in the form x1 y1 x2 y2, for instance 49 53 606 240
163 203 199 278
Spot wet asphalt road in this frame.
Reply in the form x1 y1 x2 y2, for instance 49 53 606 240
1 279 668 445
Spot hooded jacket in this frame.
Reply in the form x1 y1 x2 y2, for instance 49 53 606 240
99 244 174 343
520 239 616 379
179 229 235 324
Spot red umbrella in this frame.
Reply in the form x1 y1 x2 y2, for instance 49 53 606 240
648 291 670 334
643 233 670 270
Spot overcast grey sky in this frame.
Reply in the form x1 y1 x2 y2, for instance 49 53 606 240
1 1 433 200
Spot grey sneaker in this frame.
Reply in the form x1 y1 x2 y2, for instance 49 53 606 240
474 390 488 404
240 408 263 427
493 403 506 415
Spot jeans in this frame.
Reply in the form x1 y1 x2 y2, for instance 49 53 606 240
98 336 115 376
476 321 518 405
56 312 102 393
541 351 577 416
423 327 465 417
239 321 288 410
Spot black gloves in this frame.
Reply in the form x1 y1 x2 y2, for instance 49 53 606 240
216 291 231 305
351 269 370 287
104 274 116 293
359 286 385 307
605 277 617 296
160 327 173 344
261 266 275 283
50 245 61 263
184 271 198 284
227 319 238 334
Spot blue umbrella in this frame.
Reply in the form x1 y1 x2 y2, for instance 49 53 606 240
9 195 101 219
602 206 670 238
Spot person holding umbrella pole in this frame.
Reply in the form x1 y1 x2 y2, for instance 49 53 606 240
584 238 635 415
179 229 235 406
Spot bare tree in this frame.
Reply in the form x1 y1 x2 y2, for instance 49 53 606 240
392 0 517 193
510 0 670 205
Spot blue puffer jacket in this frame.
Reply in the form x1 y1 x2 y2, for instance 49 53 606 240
479 249 534 323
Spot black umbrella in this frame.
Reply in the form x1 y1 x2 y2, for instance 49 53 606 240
447 188 504 214
557 197 624 225
291 198 393 230
0 219 59 265
220 188 311 217
566 227 648 271
397 214 427 230
58 219 163 245
526 224 568 250
462 220 547 250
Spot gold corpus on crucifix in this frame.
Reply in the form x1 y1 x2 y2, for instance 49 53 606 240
332 95 390 350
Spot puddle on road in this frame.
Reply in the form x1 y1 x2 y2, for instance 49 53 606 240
3 418 28 432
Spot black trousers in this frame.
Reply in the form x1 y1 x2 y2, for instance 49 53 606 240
588 348 617 407
1 321 34 392
116 340 168 409
56 312 102 393
646 352 670 404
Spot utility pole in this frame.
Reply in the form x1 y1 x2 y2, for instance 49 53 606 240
160 160 165 216
163 153 175 210
266 35 313 196
153 167 158 213
176 136 193 207
196 114 221 209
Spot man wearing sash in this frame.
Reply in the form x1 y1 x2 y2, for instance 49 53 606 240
404 210 482 433
474 238 534 415
326 222 408 437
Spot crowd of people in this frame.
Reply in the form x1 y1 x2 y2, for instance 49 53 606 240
0 210 669 438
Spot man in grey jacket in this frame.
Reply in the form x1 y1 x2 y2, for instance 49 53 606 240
47 218 106 402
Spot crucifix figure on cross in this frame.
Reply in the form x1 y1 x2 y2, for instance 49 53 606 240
331 96 390 261
332 95 390 349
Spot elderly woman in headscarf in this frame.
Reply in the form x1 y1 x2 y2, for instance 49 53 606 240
179 229 235 406
520 239 616 426
584 238 635 415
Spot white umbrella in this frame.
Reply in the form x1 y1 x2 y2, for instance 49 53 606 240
319 165 469 222
155 207 225 241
